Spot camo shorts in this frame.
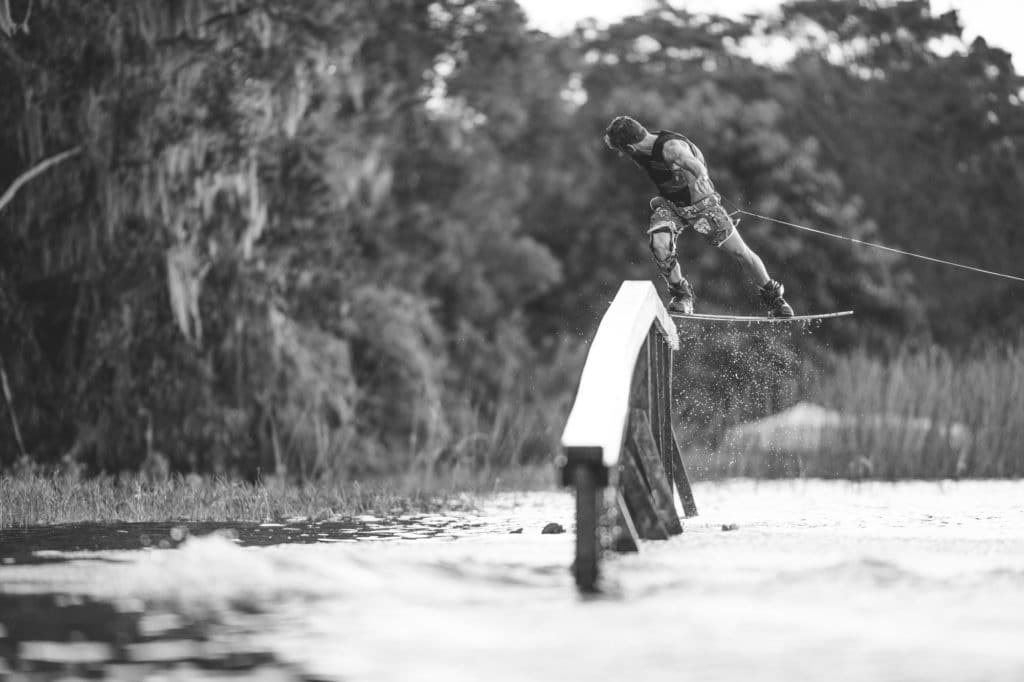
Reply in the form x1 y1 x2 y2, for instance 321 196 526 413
647 194 736 248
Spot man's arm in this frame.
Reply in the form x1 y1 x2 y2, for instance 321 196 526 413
662 139 706 182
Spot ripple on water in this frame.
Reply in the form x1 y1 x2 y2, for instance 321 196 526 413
0 592 316 679
3 485 1024 681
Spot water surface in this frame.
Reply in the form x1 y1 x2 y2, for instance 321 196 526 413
3 481 1024 681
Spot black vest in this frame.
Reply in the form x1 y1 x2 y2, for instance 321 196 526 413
633 131 708 206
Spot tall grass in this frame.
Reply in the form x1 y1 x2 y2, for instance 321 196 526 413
0 472 406 529
703 342 1024 479
818 344 1024 477
0 463 556 530
0 351 570 529
273 341 580 484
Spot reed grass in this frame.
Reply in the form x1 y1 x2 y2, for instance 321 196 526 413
0 355 568 529
702 342 1024 479
0 462 558 529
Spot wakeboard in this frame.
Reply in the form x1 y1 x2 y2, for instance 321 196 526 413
669 310 854 323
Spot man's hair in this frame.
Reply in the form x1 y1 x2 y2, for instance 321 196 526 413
604 116 647 150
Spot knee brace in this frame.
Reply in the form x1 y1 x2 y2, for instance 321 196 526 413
648 227 677 274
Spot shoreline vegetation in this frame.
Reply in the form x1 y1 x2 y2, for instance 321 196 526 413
0 464 558 530
4 339 1023 529
698 342 1024 480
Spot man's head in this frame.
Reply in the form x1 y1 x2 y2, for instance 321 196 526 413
604 115 647 153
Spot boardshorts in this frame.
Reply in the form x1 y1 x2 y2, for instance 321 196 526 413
647 193 736 248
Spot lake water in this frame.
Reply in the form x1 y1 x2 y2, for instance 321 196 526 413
2 479 1024 681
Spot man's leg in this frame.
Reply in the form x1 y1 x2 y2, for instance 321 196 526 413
718 231 795 317
717 231 770 286
649 227 694 314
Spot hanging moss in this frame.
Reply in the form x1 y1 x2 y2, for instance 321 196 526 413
0 1 462 473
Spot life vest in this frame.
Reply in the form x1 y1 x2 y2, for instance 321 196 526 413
633 130 711 206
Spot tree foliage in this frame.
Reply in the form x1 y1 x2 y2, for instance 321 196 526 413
1 0 1020 474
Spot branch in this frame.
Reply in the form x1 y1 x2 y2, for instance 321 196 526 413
202 6 254 27
0 351 27 460
0 34 33 71
20 0 32 33
0 0 32 37
0 145 82 214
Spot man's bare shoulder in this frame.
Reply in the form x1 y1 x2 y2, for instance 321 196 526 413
661 138 705 172
661 138 698 162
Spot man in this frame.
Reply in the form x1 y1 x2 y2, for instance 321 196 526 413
604 115 794 317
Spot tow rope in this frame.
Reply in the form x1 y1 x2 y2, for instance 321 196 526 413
727 203 1024 284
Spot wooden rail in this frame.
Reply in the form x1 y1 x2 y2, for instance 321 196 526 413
558 281 697 591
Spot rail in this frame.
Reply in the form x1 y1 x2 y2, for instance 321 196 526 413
558 280 698 591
